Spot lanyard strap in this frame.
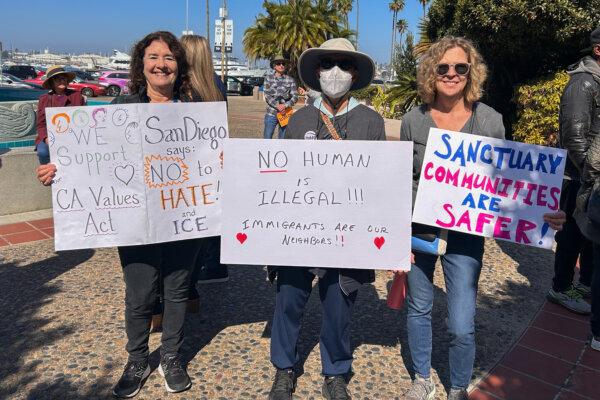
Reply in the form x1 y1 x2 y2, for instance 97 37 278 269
320 112 342 140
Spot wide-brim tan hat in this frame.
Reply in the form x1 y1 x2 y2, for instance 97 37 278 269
42 65 76 89
298 38 375 92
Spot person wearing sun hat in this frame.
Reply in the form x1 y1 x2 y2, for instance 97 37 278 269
35 65 85 164
266 38 385 400
263 53 298 139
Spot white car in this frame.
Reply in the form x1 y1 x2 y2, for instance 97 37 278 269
0 74 38 89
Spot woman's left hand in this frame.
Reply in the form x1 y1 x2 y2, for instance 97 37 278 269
543 210 567 231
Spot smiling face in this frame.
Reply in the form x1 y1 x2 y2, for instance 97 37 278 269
435 46 469 101
143 39 178 92
51 75 69 94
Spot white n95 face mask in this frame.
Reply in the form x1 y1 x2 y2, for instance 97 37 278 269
319 66 353 99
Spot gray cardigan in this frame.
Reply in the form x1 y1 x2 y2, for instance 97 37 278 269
400 102 506 205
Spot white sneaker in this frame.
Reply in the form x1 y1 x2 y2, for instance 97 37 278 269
592 336 600 351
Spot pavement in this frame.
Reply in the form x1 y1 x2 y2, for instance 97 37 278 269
0 96 599 400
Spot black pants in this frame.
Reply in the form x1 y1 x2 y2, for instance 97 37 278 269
553 179 593 292
189 236 223 299
592 245 600 336
119 239 200 362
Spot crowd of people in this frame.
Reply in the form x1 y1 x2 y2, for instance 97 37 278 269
31 26 600 400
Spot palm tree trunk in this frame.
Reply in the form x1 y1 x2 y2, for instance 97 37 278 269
390 11 396 77
355 0 359 50
206 0 210 43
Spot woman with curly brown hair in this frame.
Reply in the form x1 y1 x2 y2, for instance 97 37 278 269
36 31 197 398
400 37 565 400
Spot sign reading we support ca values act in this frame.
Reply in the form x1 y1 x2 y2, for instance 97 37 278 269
412 129 566 249
221 139 413 270
46 102 227 251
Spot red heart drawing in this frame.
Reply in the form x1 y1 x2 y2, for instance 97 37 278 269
374 236 385 249
236 232 248 244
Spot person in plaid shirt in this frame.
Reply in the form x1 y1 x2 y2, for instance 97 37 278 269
263 54 298 139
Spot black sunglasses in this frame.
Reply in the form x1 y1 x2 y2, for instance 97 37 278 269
273 61 286 66
319 58 356 71
435 63 471 76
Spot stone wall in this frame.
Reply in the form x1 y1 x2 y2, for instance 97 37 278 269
0 147 51 216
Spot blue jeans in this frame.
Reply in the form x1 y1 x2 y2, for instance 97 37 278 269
406 231 485 389
263 114 286 139
36 141 50 165
270 267 357 376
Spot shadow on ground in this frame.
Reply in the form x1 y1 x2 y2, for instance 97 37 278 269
0 249 97 399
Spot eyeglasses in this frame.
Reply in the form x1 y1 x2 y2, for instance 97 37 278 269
435 63 471 76
319 58 356 71
273 61 286 66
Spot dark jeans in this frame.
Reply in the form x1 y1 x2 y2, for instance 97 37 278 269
36 141 50 165
263 114 286 139
270 267 357 376
553 179 593 291
407 231 485 389
592 245 600 336
119 239 199 362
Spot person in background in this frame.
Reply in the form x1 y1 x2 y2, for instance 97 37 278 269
267 38 385 400
180 35 229 313
263 54 297 139
37 31 197 398
573 27 600 353
400 36 566 400
35 65 86 164
547 28 600 315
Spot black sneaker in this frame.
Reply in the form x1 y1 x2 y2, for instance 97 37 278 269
322 375 351 400
197 265 229 284
158 353 191 393
268 368 296 400
112 360 151 398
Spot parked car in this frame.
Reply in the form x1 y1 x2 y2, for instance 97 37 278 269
226 76 253 96
241 76 265 87
1 65 37 80
23 76 106 97
0 73 39 89
98 71 130 96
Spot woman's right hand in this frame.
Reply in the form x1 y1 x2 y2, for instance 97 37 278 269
37 163 57 186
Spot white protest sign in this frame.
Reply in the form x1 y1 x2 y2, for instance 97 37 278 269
46 102 227 251
412 128 566 249
221 139 413 270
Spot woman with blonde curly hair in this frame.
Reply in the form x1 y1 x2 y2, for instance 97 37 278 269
399 37 565 400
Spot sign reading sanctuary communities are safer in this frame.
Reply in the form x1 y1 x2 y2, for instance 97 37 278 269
46 102 227 251
412 129 566 249
221 139 413 270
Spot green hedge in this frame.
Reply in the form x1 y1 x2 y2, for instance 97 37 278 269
512 71 569 146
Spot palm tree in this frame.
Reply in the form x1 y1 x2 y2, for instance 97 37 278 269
332 0 353 30
419 0 429 17
388 0 405 78
243 0 353 78
395 18 408 48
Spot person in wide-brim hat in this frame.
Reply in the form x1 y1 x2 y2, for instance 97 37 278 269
42 65 76 89
270 53 290 69
297 37 375 92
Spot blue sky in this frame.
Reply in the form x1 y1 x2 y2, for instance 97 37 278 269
0 0 426 64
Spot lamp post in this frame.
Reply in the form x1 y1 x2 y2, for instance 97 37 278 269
220 0 227 82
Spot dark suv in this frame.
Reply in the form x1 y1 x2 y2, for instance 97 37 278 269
2 65 37 80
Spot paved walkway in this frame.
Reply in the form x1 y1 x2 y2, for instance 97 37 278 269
1 214 598 399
